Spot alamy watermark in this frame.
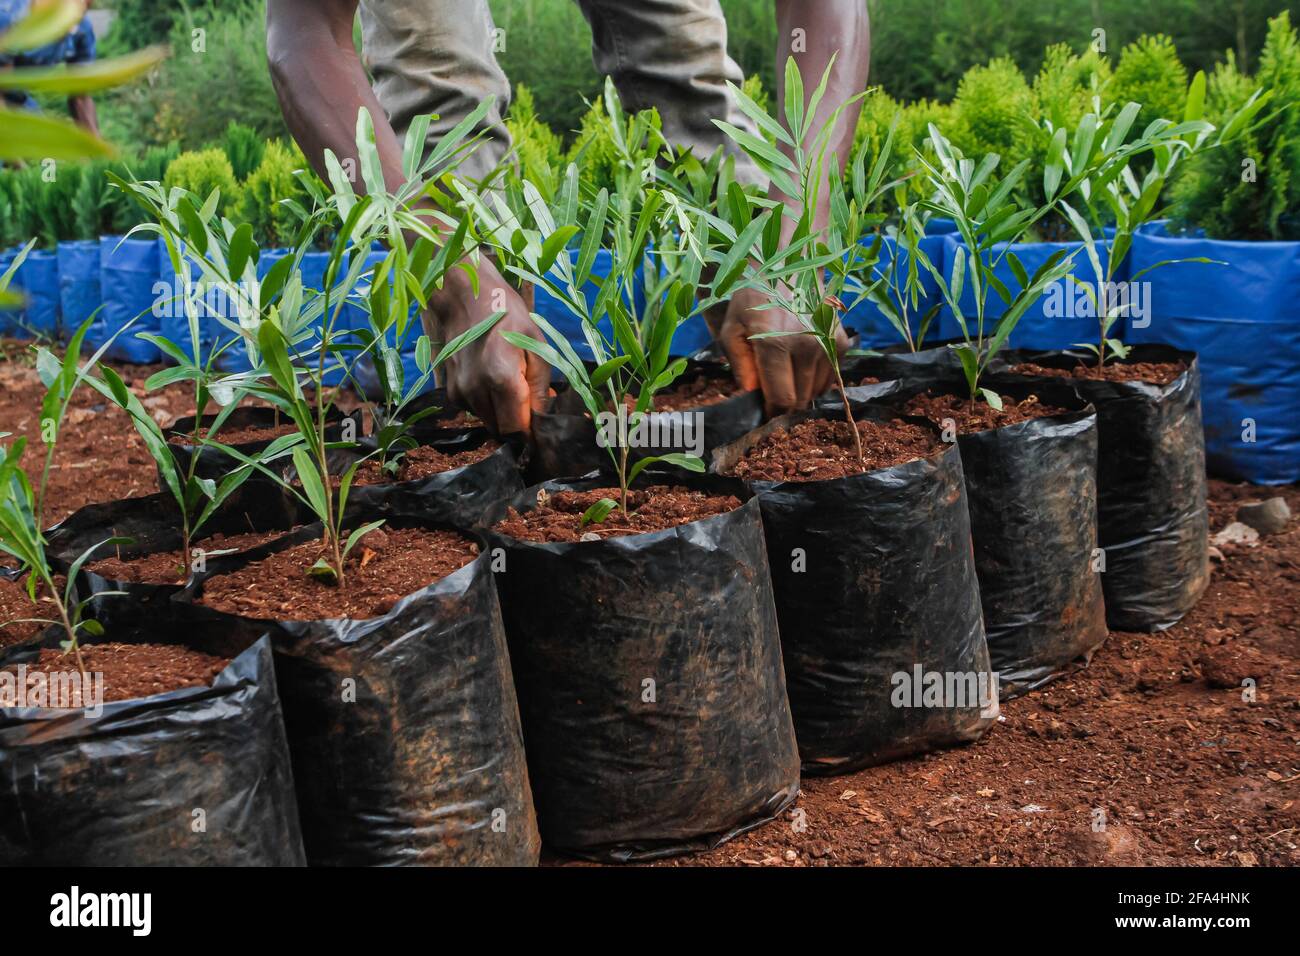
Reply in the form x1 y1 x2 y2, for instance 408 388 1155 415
1043 279 1151 329
890 665 1000 719
595 406 704 458
0 665 105 716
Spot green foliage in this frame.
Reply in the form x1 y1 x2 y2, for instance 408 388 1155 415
848 91 949 212
99 2 287 149
505 85 565 197
1110 35 1189 128
1033 44 1113 129
163 148 241 215
221 121 267 180
1170 12 1300 239
948 57 1036 163
237 140 316 248
564 96 624 192
0 164 83 248
1024 45 1113 232
464 80 706 507
706 57 900 461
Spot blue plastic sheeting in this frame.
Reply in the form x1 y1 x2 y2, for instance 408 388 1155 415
840 234 947 348
214 249 340 375
3 248 61 340
534 248 660 359
57 240 101 340
1129 221 1300 484
925 217 959 236
935 235 1115 351
93 236 163 362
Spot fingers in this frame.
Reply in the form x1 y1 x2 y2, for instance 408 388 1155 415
524 349 552 413
753 341 800 417
715 297 761 392
488 371 533 437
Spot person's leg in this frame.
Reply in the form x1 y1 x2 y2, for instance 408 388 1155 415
574 0 763 185
358 0 511 182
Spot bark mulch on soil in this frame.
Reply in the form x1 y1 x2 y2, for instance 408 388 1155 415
2 643 230 704
902 391 1071 432
351 441 499 486
1013 360 1187 386
0 575 63 649
196 526 479 620
87 528 303 585
494 486 741 543
726 417 940 482
653 375 744 411
169 420 300 445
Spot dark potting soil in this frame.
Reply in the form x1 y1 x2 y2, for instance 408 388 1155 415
653 375 743 411
0 574 66 649
86 528 305 585
351 440 500 486
2 643 230 704
849 375 882 387
902 390 1071 432
1012 360 1186 386
726 417 940 482
169 420 299 446
197 527 479 620
493 485 742 543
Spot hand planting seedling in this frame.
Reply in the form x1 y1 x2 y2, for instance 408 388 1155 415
209 108 500 584
458 85 716 513
327 104 502 477
702 56 905 463
1046 76 1271 370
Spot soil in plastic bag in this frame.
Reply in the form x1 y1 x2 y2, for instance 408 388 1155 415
336 429 525 528
990 345 1209 631
483 472 800 861
0 631 305 865
167 405 362 484
173 523 540 866
867 377 1109 698
528 360 763 482
44 488 309 629
712 404 996 774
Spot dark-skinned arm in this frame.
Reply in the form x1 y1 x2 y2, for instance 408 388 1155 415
707 0 870 415
67 94 97 135
264 0 549 436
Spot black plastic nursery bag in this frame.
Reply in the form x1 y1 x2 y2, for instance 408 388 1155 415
0 633 305 865
484 473 801 861
991 345 1209 631
175 532 541 866
713 406 997 774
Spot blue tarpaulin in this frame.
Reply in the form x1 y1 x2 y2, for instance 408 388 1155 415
57 240 101 339
1129 221 1300 484
840 234 947 348
94 236 163 362
4 248 61 340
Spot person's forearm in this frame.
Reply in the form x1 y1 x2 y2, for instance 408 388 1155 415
773 0 871 232
266 0 405 191
68 94 97 135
